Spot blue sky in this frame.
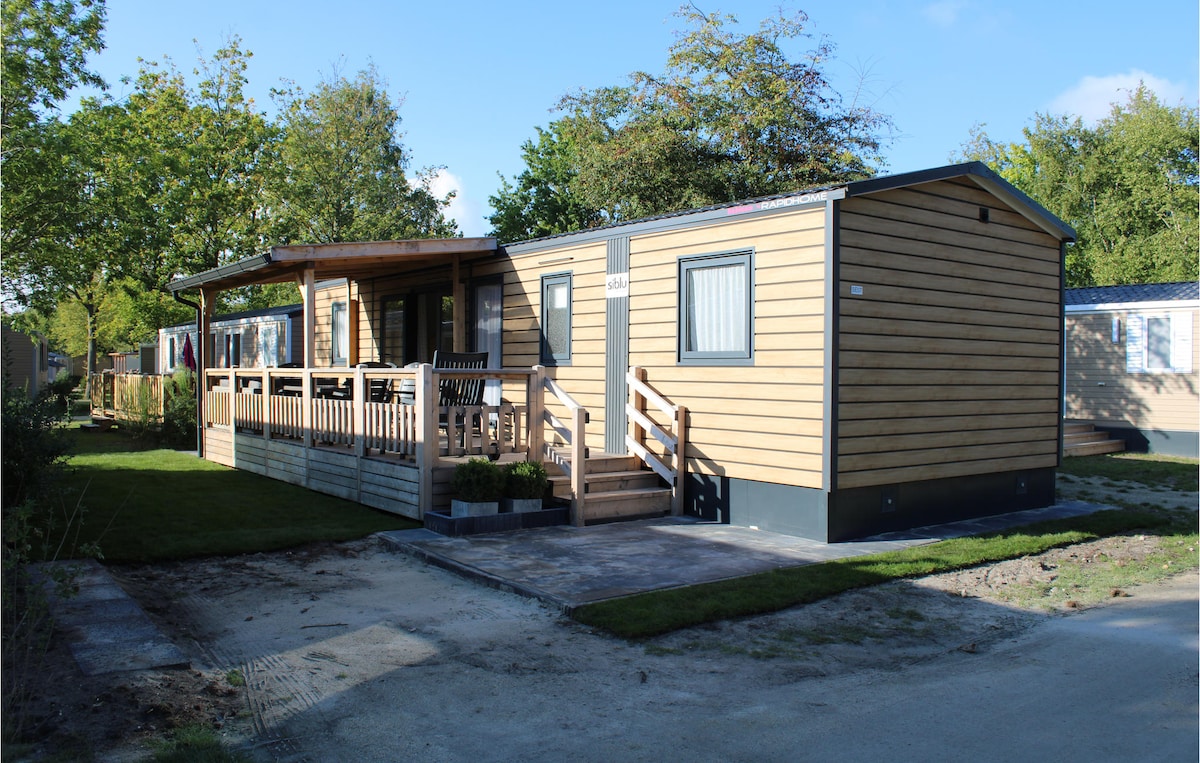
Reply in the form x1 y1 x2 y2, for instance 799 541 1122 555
68 0 1199 237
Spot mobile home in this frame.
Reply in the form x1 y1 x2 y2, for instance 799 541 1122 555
1064 282 1199 458
169 162 1075 541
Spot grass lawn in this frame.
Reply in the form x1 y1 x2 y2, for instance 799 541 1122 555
1058 452 1199 491
57 426 419 563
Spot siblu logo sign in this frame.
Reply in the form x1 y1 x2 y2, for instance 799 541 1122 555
606 272 629 299
726 190 829 215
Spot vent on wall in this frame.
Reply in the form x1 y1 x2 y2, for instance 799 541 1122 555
978 207 990 223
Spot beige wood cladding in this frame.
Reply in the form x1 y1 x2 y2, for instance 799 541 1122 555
1065 309 1199 432
487 241 610 445
837 179 1063 490
628 207 828 488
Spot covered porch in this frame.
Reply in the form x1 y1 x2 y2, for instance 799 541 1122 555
168 239 685 527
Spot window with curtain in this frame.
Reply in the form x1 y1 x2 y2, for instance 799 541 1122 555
1127 312 1193 373
332 302 348 365
678 251 753 364
541 272 572 365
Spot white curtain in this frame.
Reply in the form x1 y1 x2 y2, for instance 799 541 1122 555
686 262 747 353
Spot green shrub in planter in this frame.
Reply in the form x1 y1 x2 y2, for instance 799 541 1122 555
503 460 548 499
451 457 504 502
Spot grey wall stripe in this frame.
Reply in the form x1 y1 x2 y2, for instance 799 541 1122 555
605 237 631 454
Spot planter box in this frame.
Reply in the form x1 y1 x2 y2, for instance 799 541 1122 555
502 498 544 513
423 505 570 537
451 499 499 518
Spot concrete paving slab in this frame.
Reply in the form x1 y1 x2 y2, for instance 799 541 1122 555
380 500 1111 611
31 559 189 676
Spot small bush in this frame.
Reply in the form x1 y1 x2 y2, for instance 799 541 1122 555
45 374 82 410
503 460 548 500
161 371 197 449
451 457 504 502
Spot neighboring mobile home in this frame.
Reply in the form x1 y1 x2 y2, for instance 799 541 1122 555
2 323 50 399
169 162 1075 542
1064 282 1199 458
159 303 306 373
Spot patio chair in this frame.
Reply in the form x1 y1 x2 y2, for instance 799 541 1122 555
273 362 303 397
434 351 489 454
433 351 488 407
355 361 396 403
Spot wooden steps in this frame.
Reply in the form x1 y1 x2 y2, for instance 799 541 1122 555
1063 422 1126 457
547 452 672 524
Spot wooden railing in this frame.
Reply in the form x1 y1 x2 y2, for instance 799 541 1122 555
89 372 166 425
626 366 687 515
536 364 588 527
202 365 534 463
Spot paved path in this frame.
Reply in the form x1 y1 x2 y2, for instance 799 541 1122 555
380 501 1109 610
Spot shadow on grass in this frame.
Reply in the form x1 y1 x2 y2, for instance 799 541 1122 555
572 509 1177 639
59 447 419 564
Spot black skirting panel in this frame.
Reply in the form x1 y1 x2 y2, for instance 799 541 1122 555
684 468 1058 544
826 468 1057 543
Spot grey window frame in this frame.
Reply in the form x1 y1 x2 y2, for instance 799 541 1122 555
540 272 573 366
677 250 754 365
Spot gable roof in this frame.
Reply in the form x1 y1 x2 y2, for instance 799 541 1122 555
1065 282 1200 310
504 161 1075 252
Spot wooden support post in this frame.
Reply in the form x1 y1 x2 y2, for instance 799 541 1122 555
570 406 586 527
262 369 272 441
528 365 546 462
300 267 316 367
415 363 436 518
227 368 236 432
452 254 467 352
301 368 313 450
353 366 366 458
673 404 687 516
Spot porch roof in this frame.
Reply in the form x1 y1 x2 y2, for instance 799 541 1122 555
167 238 499 293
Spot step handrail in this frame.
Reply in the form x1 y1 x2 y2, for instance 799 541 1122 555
625 366 687 515
535 366 586 526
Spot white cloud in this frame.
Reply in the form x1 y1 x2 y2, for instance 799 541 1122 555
1049 70 1191 122
921 0 968 28
427 169 487 237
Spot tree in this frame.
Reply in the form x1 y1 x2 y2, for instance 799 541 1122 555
268 65 456 243
1 0 106 137
489 5 893 238
487 123 603 242
957 86 1198 287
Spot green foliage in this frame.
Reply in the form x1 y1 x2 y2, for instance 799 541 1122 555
268 64 456 243
502 460 549 500
161 370 197 449
151 723 252 762
451 457 504 503
489 5 892 239
0 0 106 134
44 373 81 409
1 384 71 511
956 85 1198 287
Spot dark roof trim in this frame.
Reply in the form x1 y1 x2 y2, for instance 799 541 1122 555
162 303 305 330
504 162 1076 253
845 161 1077 242
504 187 844 253
168 253 273 293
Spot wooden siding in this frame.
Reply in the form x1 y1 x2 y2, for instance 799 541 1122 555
481 240 611 447
837 178 1063 490
627 207 828 488
1065 309 1199 432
